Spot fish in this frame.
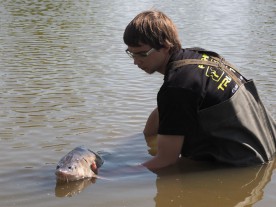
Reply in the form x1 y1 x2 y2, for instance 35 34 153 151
55 146 104 182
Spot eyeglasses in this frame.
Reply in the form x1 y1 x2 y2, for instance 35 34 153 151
125 48 156 59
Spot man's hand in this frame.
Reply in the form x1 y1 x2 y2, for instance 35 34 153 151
142 134 184 170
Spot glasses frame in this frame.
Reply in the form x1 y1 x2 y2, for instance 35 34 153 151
125 48 156 59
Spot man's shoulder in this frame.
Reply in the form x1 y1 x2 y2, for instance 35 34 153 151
170 48 204 62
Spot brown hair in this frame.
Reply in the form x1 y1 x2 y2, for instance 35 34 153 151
123 10 182 53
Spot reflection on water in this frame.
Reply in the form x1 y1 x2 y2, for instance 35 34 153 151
0 0 275 206
155 158 276 207
55 178 96 197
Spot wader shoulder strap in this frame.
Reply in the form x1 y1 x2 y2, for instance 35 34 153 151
185 47 238 70
168 49 243 86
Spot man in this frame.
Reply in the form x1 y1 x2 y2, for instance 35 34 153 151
123 10 276 170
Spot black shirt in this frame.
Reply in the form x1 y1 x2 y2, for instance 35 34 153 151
158 48 245 136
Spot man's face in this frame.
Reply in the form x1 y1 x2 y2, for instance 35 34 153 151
126 43 170 75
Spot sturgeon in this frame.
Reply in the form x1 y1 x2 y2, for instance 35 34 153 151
55 146 104 182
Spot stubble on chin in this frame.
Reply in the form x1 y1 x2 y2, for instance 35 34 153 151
144 67 158 74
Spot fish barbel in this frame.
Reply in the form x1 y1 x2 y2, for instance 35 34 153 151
55 146 104 182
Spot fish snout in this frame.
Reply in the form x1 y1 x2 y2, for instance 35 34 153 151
55 168 66 176
55 168 69 180
55 167 80 182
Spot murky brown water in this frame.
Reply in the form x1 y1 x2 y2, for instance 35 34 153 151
0 0 275 206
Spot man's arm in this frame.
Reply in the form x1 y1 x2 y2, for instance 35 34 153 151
143 107 159 137
142 134 184 170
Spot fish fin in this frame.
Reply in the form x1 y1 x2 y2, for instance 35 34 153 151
88 149 104 168
95 156 104 168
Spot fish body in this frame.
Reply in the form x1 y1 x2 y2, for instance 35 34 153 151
55 146 104 182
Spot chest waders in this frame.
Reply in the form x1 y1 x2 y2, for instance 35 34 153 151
169 48 276 166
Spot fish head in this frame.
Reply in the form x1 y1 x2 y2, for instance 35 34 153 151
55 146 104 182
